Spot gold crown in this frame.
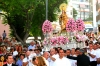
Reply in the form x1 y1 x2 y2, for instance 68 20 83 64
59 3 67 11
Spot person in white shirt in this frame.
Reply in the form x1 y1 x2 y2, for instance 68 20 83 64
43 51 50 66
29 49 36 59
87 43 97 66
53 49 71 66
28 56 38 66
53 47 59 58
94 42 100 66
66 49 77 66
23 51 31 66
48 48 59 66
13 50 18 57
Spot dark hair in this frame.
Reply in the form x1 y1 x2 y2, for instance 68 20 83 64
75 48 80 52
58 49 64 53
20 54 25 58
32 56 36 61
67 49 70 51
89 41 93 44
64 50 66 53
29 49 33 51
38 48 42 52
57 47 62 50
6 54 13 59
95 42 99 44
53 47 59 53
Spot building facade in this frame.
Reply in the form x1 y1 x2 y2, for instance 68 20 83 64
0 11 10 38
67 0 100 32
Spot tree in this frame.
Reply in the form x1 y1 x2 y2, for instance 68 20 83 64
0 0 40 44
73 8 77 19
0 0 67 44
85 14 93 21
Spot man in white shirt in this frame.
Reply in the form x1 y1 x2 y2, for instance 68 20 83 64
94 42 100 66
23 51 32 66
48 48 59 66
87 43 97 66
53 49 71 66
66 49 77 66
53 47 59 58
43 51 50 66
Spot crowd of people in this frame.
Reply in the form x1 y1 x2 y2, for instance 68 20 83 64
0 32 100 66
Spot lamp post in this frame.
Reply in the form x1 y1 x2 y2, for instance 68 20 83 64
46 0 48 20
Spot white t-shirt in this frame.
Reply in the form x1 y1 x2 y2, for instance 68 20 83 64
96 49 100 66
87 49 96 61
28 62 36 66
29 51 36 60
68 59 77 66
43 57 49 66
48 54 59 66
23 56 32 66
53 57 71 66
13 51 18 56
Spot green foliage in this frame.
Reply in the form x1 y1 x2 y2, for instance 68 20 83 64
73 8 77 19
0 0 68 42
30 0 67 37
85 15 93 21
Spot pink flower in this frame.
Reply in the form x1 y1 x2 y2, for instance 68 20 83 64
66 18 76 32
42 20 53 33
76 19 85 31
50 36 69 45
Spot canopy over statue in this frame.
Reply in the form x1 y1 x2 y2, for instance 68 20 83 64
59 3 68 32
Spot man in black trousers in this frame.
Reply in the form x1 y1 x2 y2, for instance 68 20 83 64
67 49 90 66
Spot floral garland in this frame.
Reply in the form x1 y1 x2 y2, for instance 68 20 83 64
74 34 88 43
42 36 69 45
42 20 52 34
66 18 76 32
76 19 85 31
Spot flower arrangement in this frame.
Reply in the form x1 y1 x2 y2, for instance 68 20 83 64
42 20 52 33
76 19 85 31
51 36 69 45
50 37 58 45
42 36 69 45
57 36 69 45
66 18 76 32
74 34 87 43
42 38 49 45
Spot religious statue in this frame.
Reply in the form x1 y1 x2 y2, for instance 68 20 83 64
59 3 68 33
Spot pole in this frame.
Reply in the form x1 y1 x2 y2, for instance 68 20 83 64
46 0 48 20
79 5 81 19
84 8 85 21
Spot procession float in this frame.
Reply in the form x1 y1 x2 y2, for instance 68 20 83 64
42 3 87 51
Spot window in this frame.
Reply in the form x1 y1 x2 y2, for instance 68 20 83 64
85 12 89 15
73 4 79 8
72 0 78 1
80 0 84 2
85 5 89 9
85 0 89 2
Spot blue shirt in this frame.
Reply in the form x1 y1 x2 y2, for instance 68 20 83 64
16 59 22 66
28 45 35 50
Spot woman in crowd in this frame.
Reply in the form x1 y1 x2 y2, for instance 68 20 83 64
37 56 47 66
